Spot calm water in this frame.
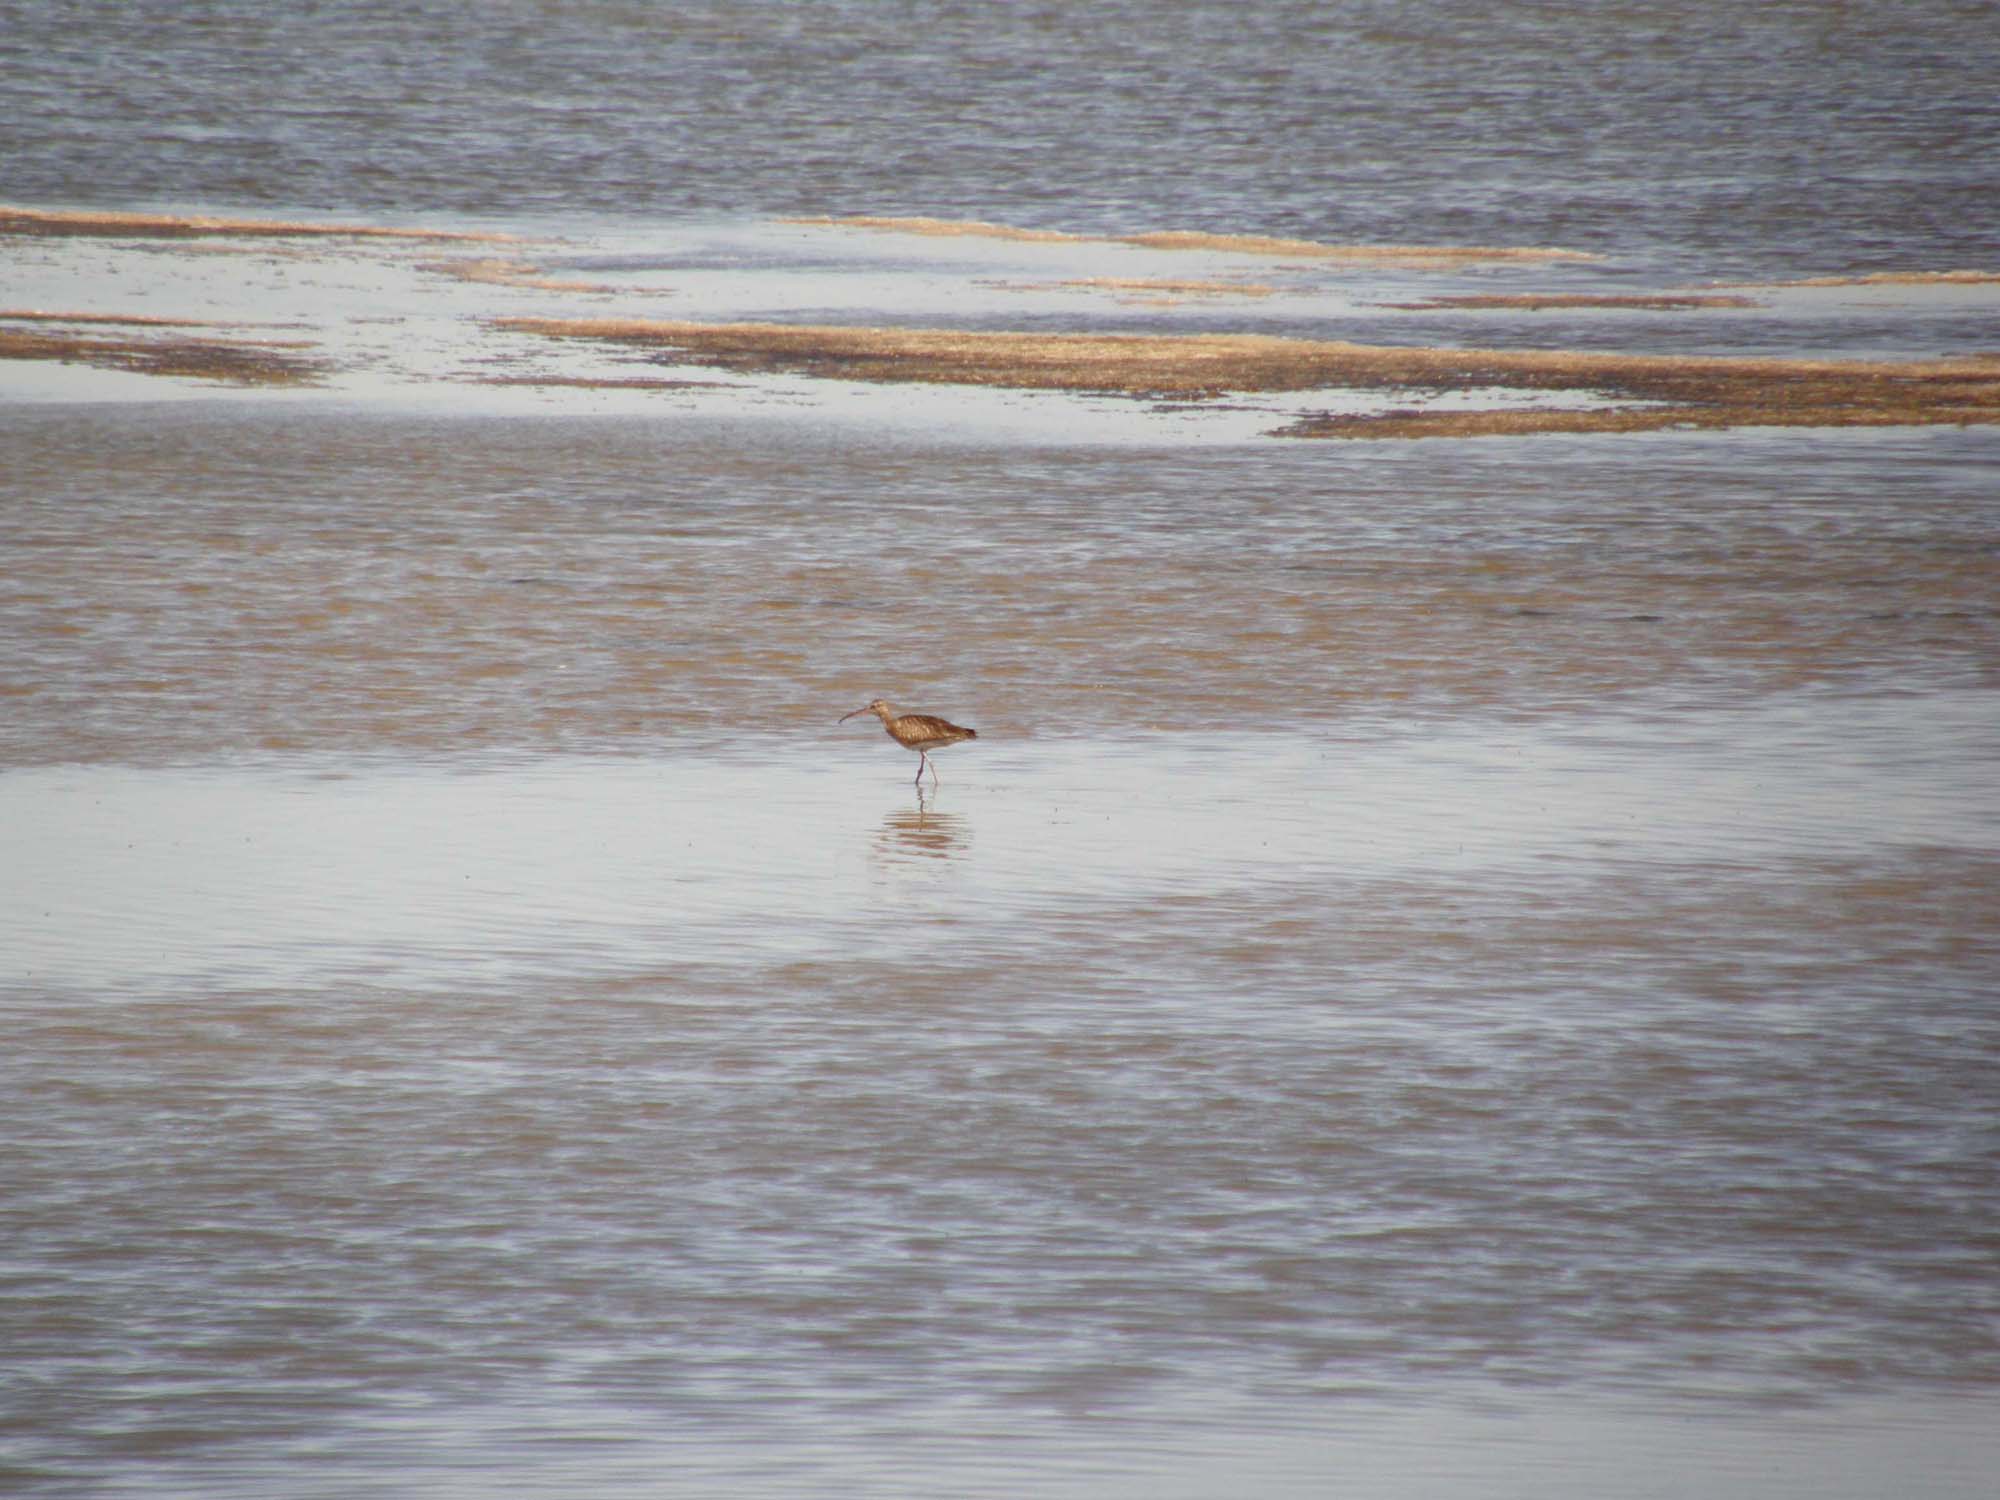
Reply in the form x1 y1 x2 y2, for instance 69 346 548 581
5 2 2000 1495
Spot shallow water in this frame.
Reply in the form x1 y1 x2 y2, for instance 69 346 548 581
5 403 1998 1495
4 0 1997 280
5 0 2000 1493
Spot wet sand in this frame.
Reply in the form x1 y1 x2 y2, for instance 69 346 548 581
419 256 621 294
0 322 326 385
498 316 2000 437
1379 293 1759 311
0 204 510 242
1729 269 2000 288
7 200 1992 438
6 202 1996 436
784 213 1597 265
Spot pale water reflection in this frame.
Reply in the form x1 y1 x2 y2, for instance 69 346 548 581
6 697 1995 1496
874 794 972 866
8 695 1992 993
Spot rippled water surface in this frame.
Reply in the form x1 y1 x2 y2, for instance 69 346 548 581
5 0 1997 278
5 1 2000 1495
6 407 1998 1496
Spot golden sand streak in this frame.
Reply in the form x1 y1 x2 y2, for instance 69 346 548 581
0 326 327 385
1732 270 2000 288
781 214 1086 243
1058 277 1279 298
420 258 619 293
0 205 511 242
1382 293 1758 311
465 375 728 390
493 317 2000 438
1 309 221 327
977 276 1280 307
1119 230 1592 263
784 214 1594 265
1271 407 1969 439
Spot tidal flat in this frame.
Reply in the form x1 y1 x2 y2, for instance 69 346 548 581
6 204 1996 437
5 194 1998 1500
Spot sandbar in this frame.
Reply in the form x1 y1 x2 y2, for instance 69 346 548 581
0 324 325 385
493 316 2000 438
784 214 1593 266
0 204 510 243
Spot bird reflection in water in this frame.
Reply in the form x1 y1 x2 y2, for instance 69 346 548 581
873 791 970 864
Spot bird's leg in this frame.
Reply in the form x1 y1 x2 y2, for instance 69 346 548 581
914 752 927 786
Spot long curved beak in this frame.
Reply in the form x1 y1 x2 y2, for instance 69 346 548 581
838 706 869 723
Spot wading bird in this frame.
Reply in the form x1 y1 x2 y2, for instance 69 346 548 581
839 699 978 785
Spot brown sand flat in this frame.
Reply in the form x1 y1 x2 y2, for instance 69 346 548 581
420 257 619 293
0 325 326 384
466 374 729 390
1059 277 1280 298
784 214 1593 265
978 276 1281 306
0 205 511 243
493 316 2000 437
785 214 1085 244
1118 229 1593 264
1728 269 2000 288
1271 406 1976 439
1 308 225 327
1381 293 1759 311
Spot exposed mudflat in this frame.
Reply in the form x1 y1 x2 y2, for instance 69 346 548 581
7 204 1994 436
497 315 2000 437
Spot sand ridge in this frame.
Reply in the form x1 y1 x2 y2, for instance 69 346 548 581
493 316 2000 438
0 325 326 384
784 214 1595 266
1379 293 1759 311
0 204 512 243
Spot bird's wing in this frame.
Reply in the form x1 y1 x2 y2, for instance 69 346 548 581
897 714 965 738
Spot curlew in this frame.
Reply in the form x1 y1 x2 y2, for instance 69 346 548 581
839 699 978 785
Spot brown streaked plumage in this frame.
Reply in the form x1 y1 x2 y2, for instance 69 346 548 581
839 698 978 785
